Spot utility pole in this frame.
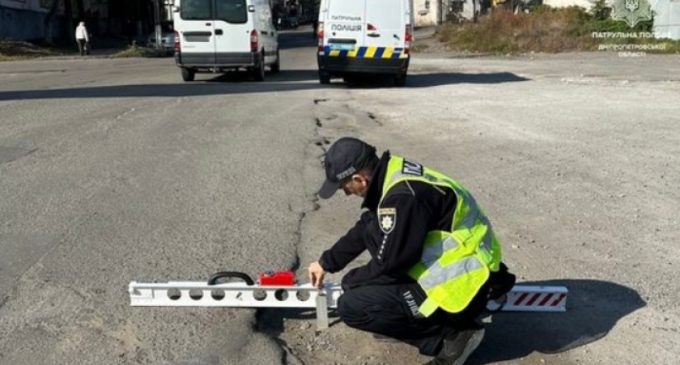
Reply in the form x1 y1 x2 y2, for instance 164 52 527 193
153 0 162 49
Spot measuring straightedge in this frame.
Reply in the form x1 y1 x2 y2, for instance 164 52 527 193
129 271 568 329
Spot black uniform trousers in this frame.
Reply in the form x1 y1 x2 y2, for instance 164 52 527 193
337 282 489 356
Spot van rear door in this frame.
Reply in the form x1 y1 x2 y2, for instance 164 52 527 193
212 0 251 62
324 0 364 53
177 0 217 65
364 0 405 51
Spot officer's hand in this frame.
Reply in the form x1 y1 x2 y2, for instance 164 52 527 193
308 261 326 289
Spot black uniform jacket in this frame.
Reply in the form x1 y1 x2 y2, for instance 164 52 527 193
319 151 459 289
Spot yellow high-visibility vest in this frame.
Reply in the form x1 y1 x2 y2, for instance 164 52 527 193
380 155 502 316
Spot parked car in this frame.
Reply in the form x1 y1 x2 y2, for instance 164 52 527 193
147 31 175 52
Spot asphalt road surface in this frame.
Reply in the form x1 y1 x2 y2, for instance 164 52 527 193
1 28 679 365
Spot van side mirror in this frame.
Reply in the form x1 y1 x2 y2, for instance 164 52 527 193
248 5 255 12
172 6 180 13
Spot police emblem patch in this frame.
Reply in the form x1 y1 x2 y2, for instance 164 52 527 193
378 207 397 234
402 159 423 176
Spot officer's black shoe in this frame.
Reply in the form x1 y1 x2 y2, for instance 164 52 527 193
424 327 485 365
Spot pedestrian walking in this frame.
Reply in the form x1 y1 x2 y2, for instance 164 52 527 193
75 21 90 56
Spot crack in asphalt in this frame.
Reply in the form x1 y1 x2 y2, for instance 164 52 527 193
0 69 66 75
276 337 307 365
254 104 328 365
0 146 38 165
367 112 383 126
114 107 136 120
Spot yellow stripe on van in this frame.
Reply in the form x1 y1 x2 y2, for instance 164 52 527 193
364 46 377 58
381 47 394 59
329 49 341 57
347 48 359 58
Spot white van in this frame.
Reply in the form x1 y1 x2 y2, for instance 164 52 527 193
172 0 280 81
316 0 412 86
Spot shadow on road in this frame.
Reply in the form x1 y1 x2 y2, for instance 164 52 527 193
256 279 644 364
0 71 528 101
207 69 319 83
408 71 528 86
470 279 645 364
343 72 529 88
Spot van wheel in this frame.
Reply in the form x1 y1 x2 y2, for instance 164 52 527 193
394 71 407 87
319 70 331 85
271 48 280 73
252 51 265 81
181 67 195 82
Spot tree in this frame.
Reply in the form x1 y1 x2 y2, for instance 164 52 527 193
42 0 80 43
63 0 73 42
75 0 84 21
43 0 61 43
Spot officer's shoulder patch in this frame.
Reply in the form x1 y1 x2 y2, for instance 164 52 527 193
378 207 397 234
402 159 423 176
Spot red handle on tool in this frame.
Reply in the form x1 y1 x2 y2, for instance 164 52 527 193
258 271 296 286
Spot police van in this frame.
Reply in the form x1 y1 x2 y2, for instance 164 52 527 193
172 0 280 81
316 0 412 86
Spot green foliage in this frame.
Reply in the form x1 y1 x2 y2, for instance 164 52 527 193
590 0 611 21
0 39 59 60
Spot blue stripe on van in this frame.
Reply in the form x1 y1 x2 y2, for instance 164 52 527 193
392 48 402 59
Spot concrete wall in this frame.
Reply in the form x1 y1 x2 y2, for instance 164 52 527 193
0 0 48 12
460 0 479 20
414 0 440 26
0 5 58 40
413 0 479 25
652 0 680 40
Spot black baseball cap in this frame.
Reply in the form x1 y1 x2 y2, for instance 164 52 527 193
318 137 377 199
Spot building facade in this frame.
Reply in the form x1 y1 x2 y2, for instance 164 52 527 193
0 0 154 43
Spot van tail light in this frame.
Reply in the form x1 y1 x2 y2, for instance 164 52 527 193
317 22 325 52
250 29 258 52
174 31 180 52
367 23 377 31
404 24 413 55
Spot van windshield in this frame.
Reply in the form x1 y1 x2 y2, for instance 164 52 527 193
181 0 247 24
215 0 247 24
181 0 211 20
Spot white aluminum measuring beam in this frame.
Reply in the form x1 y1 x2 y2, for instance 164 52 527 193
486 285 568 313
128 281 342 308
129 281 567 328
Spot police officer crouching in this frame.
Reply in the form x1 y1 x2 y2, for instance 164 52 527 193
307 137 515 365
